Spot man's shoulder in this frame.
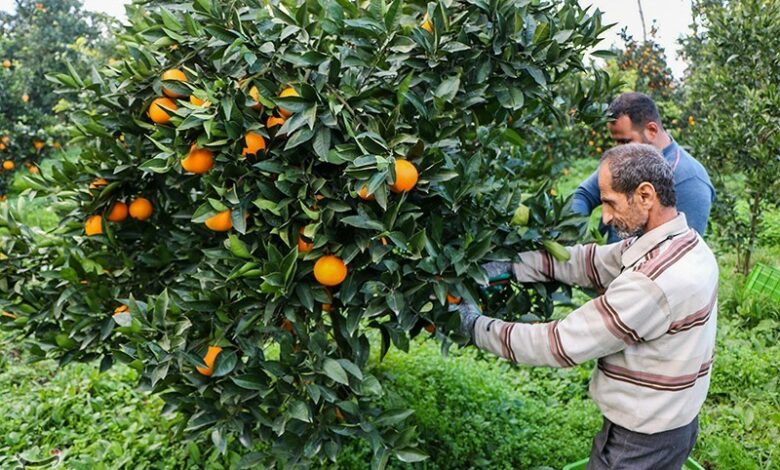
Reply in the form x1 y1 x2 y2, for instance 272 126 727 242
675 146 713 186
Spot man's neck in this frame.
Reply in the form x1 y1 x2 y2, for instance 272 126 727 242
644 206 679 233
652 131 673 151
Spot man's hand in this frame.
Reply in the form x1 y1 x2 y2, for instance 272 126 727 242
481 261 514 294
454 302 482 340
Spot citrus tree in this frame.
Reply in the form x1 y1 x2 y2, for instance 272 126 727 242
2 0 608 465
0 0 114 196
683 0 780 273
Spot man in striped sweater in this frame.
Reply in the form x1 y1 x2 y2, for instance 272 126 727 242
459 144 718 469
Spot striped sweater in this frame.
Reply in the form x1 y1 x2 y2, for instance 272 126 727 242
473 214 718 434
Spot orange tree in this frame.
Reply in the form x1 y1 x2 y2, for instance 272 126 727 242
3 0 607 465
0 0 114 196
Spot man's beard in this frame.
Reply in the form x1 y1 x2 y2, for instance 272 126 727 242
612 199 648 239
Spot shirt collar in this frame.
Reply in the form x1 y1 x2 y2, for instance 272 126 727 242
662 139 677 160
620 213 691 269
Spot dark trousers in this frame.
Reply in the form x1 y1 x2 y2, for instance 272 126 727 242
586 416 699 470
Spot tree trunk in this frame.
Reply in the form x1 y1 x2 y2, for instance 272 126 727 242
637 0 648 42
743 191 762 275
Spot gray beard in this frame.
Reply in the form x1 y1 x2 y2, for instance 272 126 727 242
615 224 646 240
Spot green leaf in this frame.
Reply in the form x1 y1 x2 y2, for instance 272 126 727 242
340 215 385 230
211 350 238 377
287 400 312 422
322 358 349 384
375 408 414 427
394 448 428 463
434 76 460 101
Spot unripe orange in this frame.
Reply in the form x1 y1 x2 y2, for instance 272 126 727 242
106 201 129 222
205 210 233 232
85 215 103 236
147 97 178 124
313 255 348 286
389 159 419 193
129 197 153 221
161 69 188 98
196 345 223 376
181 145 214 174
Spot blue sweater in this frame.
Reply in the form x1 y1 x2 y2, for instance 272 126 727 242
572 141 715 243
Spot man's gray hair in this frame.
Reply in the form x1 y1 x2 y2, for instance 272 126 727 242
600 144 677 207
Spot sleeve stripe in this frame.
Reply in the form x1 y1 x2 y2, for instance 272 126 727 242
585 244 604 290
595 296 642 344
638 230 698 280
541 251 555 280
547 320 576 367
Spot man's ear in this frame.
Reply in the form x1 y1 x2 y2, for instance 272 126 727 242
635 182 657 207
645 121 660 139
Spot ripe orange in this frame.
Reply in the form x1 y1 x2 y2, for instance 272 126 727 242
278 86 299 118
181 145 214 174
33 140 44 151
2 59 10 69
322 303 332 313
21 94 29 103
281 319 294 332
129 197 153 221
421 13 433 32
389 159 418 193
358 185 375 201
28 165 39 174
196 345 223 376
447 293 462 305
313 255 348 286
90 178 108 189
147 97 178 124
248 85 264 111
424 323 436 333
85 215 103 236
113 304 129 315
161 69 188 98
2 160 14 170
0 143 5 151
241 131 267 157
106 201 129 222
297 228 313 253
267 115 286 128
1 136 8 144
205 210 233 232
189 94 210 107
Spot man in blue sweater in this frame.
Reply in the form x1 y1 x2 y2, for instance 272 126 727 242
573 92 715 242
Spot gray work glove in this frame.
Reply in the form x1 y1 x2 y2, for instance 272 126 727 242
452 302 482 341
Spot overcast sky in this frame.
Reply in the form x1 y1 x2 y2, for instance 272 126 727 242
1 0 693 77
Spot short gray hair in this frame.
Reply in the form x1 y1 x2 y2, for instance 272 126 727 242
600 144 677 207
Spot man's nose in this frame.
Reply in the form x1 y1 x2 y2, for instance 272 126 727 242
602 207 613 226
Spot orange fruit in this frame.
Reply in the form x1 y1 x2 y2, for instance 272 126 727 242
147 97 178 124
113 304 129 315
1 136 8 144
424 323 436 333
389 159 418 193
106 201 129 222
33 140 44 151
281 319 294 332
447 293 462 305
189 94 210 107
421 13 433 32
181 145 214 174
2 160 14 170
278 86 299 118
205 210 233 232
0 195 6 202
322 303 332 313
21 94 29 103
241 131 266 157
248 85 264 111
90 178 108 189
313 255 348 286
267 115 286 128
161 69 188 98
335 408 345 422
297 228 314 253
358 185 374 201
196 345 223 376
0 143 6 151
2 59 10 69
129 197 153 221
85 215 103 236
28 165 39 174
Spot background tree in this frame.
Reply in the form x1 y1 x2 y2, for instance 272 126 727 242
683 0 780 273
0 0 115 196
2 0 609 465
